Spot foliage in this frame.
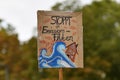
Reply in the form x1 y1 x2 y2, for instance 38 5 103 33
0 0 120 80
52 0 120 80
0 21 21 80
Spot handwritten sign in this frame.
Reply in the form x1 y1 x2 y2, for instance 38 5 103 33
37 11 83 68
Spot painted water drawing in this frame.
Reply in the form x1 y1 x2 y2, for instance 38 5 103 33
38 41 76 68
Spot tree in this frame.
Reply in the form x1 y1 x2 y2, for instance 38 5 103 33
52 0 120 80
0 19 22 80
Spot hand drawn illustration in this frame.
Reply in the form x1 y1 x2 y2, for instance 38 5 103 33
65 42 78 62
37 11 83 68
38 41 76 68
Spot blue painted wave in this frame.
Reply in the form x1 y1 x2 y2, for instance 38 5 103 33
38 41 76 68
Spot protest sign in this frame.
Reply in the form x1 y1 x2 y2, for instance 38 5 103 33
37 11 83 68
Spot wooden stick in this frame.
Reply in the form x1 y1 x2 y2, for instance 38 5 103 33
59 68 63 80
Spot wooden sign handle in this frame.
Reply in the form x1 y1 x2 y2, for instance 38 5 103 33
59 68 63 80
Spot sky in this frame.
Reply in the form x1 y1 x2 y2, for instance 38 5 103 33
0 0 92 41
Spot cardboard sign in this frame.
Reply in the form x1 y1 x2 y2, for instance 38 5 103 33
37 11 83 68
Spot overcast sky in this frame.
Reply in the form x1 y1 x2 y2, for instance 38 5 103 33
0 0 95 41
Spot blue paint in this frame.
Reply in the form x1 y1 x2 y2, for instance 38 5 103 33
38 41 76 68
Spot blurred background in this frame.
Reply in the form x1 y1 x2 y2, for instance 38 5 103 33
0 0 120 80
